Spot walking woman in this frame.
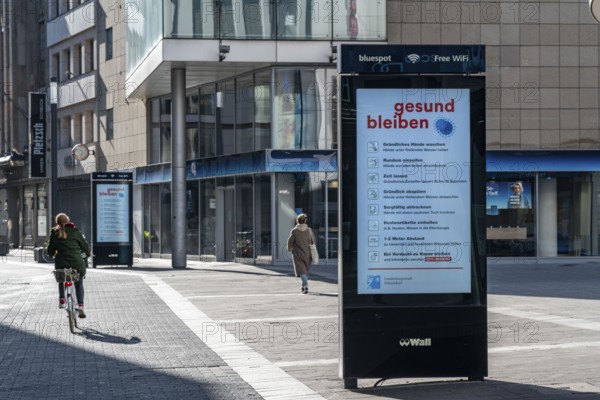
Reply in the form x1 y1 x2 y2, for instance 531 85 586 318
47 213 91 318
287 213 316 294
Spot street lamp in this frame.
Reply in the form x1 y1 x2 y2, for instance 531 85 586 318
49 77 57 223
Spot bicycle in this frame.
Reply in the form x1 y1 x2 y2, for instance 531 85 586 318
41 247 55 263
52 268 81 334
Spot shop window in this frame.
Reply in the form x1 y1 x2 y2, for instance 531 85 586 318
160 183 172 254
161 99 172 162
186 182 199 255
254 70 272 150
200 180 216 258
199 86 217 157
486 178 536 257
556 176 593 256
236 75 254 153
217 81 235 155
149 99 161 164
186 92 200 160
236 176 254 259
23 187 34 238
255 174 272 261
144 185 161 254
273 69 319 149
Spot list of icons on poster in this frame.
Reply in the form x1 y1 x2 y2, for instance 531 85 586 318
367 141 380 263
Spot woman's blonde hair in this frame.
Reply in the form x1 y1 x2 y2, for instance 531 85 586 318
55 213 70 239
296 213 308 224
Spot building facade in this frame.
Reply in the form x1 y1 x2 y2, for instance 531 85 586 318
2 0 600 260
0 0 47 248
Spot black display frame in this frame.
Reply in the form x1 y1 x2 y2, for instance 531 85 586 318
339 74 487 384
91 172 134 268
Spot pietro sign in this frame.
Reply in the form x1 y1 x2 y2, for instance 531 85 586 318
29 92 46 178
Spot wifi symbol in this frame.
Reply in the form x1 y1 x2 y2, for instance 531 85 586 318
406 54 420 63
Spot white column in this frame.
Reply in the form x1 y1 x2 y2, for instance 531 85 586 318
70 115 77 146
81 42 87 73
538 178 557 257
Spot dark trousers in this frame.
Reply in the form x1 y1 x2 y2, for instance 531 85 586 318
58 279 84 305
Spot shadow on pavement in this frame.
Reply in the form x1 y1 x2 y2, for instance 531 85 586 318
0 324 260 399
488 261 600 300
351 379 600 399
77 327 142 344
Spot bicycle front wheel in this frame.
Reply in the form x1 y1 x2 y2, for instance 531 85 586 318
67 309 76 334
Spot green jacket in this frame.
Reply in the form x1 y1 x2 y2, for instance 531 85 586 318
47 224 91 276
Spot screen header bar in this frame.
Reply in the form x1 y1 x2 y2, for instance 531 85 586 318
339 45 485 75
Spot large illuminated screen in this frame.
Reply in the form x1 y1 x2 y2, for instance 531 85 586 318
95 183 130 243
356 88 472 294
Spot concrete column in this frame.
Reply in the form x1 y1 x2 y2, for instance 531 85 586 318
538 178 557 257
171 68 187 268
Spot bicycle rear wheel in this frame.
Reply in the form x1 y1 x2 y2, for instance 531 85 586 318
66 288 78 333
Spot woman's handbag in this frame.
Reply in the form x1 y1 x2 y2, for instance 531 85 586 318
309 229 319 265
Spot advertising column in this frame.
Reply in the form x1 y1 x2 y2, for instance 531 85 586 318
91 172 133 267
338 45 487 386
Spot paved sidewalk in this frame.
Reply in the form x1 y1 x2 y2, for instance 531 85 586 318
1 250 600 399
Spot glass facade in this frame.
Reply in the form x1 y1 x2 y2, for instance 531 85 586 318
127 1 386 77
150 68 335 160
160 0 386 40
125 1 162 76
142 67 337 263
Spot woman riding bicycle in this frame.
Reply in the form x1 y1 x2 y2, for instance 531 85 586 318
47 213 91 318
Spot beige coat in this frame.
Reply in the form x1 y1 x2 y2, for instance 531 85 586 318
287 223 315 276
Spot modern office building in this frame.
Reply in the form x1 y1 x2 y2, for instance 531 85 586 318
2 0 600 260
126 1 384 263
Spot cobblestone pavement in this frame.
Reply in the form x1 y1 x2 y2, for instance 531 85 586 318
1 250 600 399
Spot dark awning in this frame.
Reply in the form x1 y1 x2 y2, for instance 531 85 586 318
487 150 600 172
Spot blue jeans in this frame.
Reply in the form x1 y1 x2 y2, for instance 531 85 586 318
300 274 308 287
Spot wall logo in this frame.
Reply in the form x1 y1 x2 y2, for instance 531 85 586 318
406 54 420 63
399 338 432 347
434 117 455 137
367 275 381 289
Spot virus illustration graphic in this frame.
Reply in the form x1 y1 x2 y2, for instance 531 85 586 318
434 118 455 137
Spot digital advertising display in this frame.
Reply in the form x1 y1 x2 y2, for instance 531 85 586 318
486 180 532 213
95 183 130 243
338 46 487 384
356 88 472 294
91 172 133 267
